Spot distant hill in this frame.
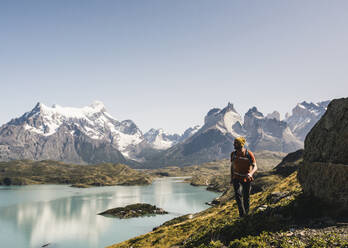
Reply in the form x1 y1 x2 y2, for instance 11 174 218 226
0 160 152 186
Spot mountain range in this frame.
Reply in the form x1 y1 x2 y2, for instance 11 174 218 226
0 100 329 167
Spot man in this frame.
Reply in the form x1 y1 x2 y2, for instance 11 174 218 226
230 137 257 217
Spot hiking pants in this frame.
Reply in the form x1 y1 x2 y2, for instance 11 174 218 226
232 178 251 217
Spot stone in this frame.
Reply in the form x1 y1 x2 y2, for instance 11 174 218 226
303 98 348 164
257 205 268 212
298 98 348 211
267 191 290 204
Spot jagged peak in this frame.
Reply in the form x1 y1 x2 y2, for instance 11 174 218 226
245 106 264 118
181 125 201 137
291 100 330 118
144 128 178 140
297 100 330 111
266 111 281 121
226 102 236 111
145 128 164 134
220 102 238 114
34 102 43 109
297 101 318 109
145 128 157 133
31 102 48 112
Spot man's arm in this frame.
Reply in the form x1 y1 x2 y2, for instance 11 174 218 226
249 163 257 177
247 151 257 180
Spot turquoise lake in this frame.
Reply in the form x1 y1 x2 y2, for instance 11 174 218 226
0 177 219 248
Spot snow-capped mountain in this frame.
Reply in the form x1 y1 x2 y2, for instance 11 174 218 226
0 101 145 164
145 102 304 168
243 107 302 152
266 111 281 121
143 125 201 150
144 103 246 167
285 100 330 141
144 128 181 150
180 125 201 141
16 101 144 157
0 99 330 167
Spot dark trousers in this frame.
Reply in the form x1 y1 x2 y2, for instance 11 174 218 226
233 178 251 217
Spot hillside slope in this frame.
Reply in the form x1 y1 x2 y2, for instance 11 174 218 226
108 172 347 248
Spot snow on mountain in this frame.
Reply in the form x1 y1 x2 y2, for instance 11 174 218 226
180 125 200 141
202 102 244 137
243 106 303 152
149 103 246 166
144 128 181 150
143 125 201 150
0 99 331 166
285 100 330 141
266 111 281 121
19 101 107 136
9 101 143 159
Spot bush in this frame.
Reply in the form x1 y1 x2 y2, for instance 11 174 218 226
3 177 11 185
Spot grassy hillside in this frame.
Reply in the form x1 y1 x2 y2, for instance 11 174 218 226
108 172 347 248
0 160 152 186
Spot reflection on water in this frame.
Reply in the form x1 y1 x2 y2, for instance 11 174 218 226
0 178 219 248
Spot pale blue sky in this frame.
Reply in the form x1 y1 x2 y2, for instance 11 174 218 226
1 1 347 133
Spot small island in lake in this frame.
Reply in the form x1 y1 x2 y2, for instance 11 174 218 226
98 203 168 218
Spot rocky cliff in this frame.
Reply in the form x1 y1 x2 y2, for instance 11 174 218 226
298 97 348 211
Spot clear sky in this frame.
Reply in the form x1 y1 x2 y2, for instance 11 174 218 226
1 0 347 134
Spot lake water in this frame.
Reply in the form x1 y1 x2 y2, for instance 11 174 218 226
0 178 219 248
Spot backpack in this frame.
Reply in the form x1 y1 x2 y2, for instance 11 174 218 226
231 149 253 165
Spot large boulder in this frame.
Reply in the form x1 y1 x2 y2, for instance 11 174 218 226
298 98 348 211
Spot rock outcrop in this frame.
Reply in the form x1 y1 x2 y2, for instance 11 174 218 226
98 203 168 218
274 149 303 177
298 97 348 211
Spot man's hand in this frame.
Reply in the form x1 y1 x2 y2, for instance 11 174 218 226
247 173 253 182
